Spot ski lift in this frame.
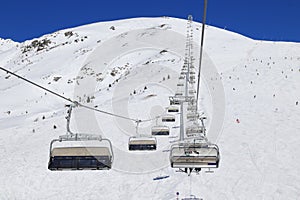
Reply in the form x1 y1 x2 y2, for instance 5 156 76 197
186 125 205 137
167 106 179 113
188 89 196 95
151 116 170 135
186 126 204 135
162 114 176 122
187 105 197 111
128 136 157 150
187 112 199 120
128 120 157 151
48 105 114 170
152 126 170 136
190 80 196 84
177 83 184 87
170 140 220 169
169 96 181 105
169 95 192 105
175 91 184 97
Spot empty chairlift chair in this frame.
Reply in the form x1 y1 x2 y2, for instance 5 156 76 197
162 114 176 122
169 96 182 105
186 125 205 137
48 105 114 171
128 136 157 150
175 91 184 96
48 134 113 170
190 75 196 80
151 125 170 136
170 141 220 169
187 104 197 111
167 106 179 113
189 89 196 95
179 75 185 80
128 120 157 151
187 112 199 120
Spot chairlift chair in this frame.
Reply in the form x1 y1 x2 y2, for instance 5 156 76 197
170 141 220 169
169 95 190 105
128 136 157 151
162 114 176 122
175 91 184 96
186 125 205 137
167 106 179 113
128 121 157 151
187 112 199 120
188 89 196 95
151 125 170 136
186 126 204 135
169 96 181 105
177 83 184 87
48 134 113 170
48 105 114 170
187 104 197 111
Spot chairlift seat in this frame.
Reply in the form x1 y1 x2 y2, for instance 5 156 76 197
152 126 170 135
189 89 196 94
128 137 157 151
187 105 197 111
167 106 179 113
175 91 184 96
170 143 220 168
48 147 112 170
186 126 204 134
187 112 199 120
162 114 176 122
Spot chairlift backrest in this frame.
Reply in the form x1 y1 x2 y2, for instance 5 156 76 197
169 142 220 169
151 125 170 135
128 136 157 151
162 114 176 122
48 135 113 170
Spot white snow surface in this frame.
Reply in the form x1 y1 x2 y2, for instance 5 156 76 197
0 17 300 199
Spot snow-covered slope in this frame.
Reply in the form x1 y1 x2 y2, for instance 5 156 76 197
0 17 300 199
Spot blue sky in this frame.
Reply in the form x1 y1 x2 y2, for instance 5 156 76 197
0 0 299 42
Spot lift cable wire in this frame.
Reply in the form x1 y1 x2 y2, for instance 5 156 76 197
0 66 156 123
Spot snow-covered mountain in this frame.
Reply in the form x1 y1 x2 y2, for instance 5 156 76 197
0 17 300 199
